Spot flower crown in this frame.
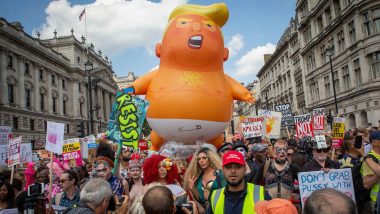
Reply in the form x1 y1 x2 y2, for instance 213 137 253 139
162 158 174 171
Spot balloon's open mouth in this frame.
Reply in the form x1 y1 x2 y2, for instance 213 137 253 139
188 35 202 49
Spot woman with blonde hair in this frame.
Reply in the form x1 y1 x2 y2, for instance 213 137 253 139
183 147 225 210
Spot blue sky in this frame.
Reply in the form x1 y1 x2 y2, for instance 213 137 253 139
0 0 296 84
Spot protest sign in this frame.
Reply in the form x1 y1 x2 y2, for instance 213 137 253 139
298 168 355 207
0 143 33 166
62 139 82 167
107 92 148 149
294 114 314 138
275 103 294 126
315 135 328 148
85 135 97 149
258 110 282 139
332 117 345 148
45 121 65 154
240 117 264 138
0 126 12 145
313 108 325 134
8 137 21 167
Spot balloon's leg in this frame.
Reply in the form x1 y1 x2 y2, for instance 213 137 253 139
209 134 224 149
150 131 164 151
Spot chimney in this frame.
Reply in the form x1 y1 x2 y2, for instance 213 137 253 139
264 54 272 64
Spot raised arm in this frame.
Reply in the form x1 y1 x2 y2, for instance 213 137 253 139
225 74 255 103
129 69 158 95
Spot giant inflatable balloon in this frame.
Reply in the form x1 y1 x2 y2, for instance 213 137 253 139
124 3 255 150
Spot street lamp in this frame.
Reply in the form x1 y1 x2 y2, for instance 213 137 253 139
85 59 94 135
325 46 339 115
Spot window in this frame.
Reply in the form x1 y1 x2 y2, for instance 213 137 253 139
40 94 44 110
333 70 340 93
320 45 327 64
52 97 57 113
39 69 43 80
30 119 34 131
13 117 18 129
325 7 332 25
353 59 362 85
370 52 380 79
324 76 331 97
25 89 31 108
8 84 14 104
25 63 29 74
63 100 67 115
79 82 82 92
374 9 380 33
51 75 55 85
306 52 316 72
7 55 12 68
44 121 47 131
310 81 320 102
337 30 345 52
317 15 324 33
300 2 308 19
343 0 353 8
304 24 312 43
77 57 80 64
363 12 372 36
334 0 341 16
342 66 350 91
62 79 66 89
80 102 83 116
348 20 356 44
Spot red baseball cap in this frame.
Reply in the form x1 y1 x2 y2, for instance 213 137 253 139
222 150 245 167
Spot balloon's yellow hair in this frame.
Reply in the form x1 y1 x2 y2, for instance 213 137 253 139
169 3 229 28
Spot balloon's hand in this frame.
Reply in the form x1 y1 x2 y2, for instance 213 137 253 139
246 96 256 103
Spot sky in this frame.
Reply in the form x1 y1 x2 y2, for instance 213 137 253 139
0 0 296 84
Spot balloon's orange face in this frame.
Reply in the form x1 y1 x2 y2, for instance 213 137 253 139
159 14 227 69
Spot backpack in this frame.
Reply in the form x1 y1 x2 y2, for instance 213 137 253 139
351 154 378 212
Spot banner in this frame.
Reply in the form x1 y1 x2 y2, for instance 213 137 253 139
313 108 325 134
258 110 282 139
274 103 294 126
45 121 65 154
240 117 264 138
332 117 345 148
107 92 149 149
0 144 33 166
62 139 82 167
294 114 314 138
8 137 21 167
0 126 12 144
298 168 355 207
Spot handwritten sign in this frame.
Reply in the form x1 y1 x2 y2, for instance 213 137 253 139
275 103 294 126
294 114 314 138
45 121 65 154
298 168 355 207
313 108 325 133
0 126 12 144
240 117 264 138
332 117 345 148
258 110 282 139
62 139 82 167
8 137 21 167
0 143 33 166
107 92 148 149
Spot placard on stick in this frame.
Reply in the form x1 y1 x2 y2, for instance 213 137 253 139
8 137 21 167
45 121 65 154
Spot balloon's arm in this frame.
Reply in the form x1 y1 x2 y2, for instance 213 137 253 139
225 74 256 103
130 70 158 95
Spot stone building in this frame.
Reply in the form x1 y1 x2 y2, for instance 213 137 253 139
0 18 118 145
297 0 380 129
116 72 138 89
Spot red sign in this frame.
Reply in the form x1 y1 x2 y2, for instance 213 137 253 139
313 108 325 131
294 114 314 138
138 140 148 150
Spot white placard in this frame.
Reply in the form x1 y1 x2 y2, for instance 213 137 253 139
8 137 21 167
45 121 65 154
0 126 12 144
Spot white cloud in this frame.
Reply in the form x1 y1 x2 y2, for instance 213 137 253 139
34 0 187 56
231 43 276 80
226 34 244 57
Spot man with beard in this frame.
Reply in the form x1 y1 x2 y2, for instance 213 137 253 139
264 140 299 200
207 150 265 214
246 144 270 185
301 138 339 172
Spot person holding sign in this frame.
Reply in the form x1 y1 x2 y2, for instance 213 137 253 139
264 140 300 200
301 138 339 172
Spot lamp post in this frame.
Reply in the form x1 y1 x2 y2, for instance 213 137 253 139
265 92 269 110
325 46 339 115
85 59 94 135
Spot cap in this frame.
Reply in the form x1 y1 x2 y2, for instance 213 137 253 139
232 142 248 152
218 142 233 153
222 150 245 167
370 131 380 143
251 144 268 153
254 198 298 214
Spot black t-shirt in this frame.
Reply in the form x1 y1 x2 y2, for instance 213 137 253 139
226 188 245 204
301 158 340 172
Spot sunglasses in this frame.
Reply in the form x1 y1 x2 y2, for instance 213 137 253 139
275 147 288 153
315 148 330 153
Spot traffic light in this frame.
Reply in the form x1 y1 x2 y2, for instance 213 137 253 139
77 121 85 138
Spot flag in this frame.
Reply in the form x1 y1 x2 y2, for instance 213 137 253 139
79 9 85 21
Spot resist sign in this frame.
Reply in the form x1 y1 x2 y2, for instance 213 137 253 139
298 168 355 207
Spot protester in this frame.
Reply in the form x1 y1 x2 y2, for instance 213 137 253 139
184 147 225 210
246 143 269 185
0 181 15 209
254 198 298 214
143 154 180 185
217 142 233 158
339 135 361 168
302 138 339 172
128 159 144 202
142 185 175 214
265 139 299 200
53 169 80 208
303 188 357 214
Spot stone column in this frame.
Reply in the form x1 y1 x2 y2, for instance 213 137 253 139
0 48 7 106
47 70 53 114
71 79 79 117
104 91 110 121
354 12 362 41
17 56 25 109
33 63 40 111
97 88 103 120
57 75 63 115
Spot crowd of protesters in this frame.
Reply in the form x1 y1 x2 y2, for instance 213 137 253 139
0 123 379 213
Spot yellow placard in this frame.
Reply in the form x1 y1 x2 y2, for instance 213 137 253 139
63 142 80 153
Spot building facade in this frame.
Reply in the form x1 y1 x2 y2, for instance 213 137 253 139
116 72 138 89
0 18 118 144
297 0 380 129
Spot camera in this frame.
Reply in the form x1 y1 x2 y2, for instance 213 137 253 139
27 183 45 197
180 203 193 212
175 195 193 214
